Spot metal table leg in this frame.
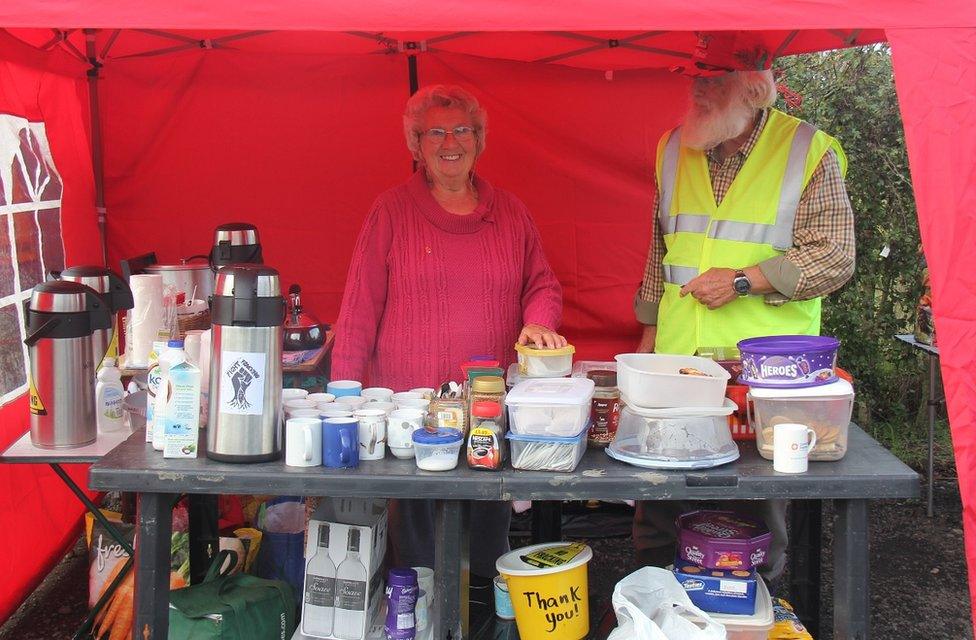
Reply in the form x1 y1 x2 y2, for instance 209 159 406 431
789 499 822 639
133 492 177 640
927 355 937 517
834 499 869 640
434 499 470 640
188 494 220 584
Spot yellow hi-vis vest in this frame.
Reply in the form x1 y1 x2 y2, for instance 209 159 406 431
655 109 847 355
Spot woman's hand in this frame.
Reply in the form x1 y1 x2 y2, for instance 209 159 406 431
518 324 568 349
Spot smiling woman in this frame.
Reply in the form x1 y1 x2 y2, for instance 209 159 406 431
331 84 567 579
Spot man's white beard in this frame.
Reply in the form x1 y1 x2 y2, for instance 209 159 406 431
682 97 756 151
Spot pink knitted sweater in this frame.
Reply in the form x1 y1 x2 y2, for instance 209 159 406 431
331 170 562 390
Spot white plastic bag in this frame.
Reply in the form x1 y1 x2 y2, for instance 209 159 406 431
607 567 727 640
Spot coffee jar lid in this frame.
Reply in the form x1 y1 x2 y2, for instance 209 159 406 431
587 369 617 388
471 376 505 394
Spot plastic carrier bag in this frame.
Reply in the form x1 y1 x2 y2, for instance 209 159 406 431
607 567 727 640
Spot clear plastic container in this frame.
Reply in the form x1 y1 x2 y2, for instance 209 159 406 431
749 379 854 461
609 401 739 469
506 429 587 472
515 343 575 378
412 427 463 471
506 377 594 436
615 353 730 409
677 574 773 640
571 360 617 378
706 577 774 640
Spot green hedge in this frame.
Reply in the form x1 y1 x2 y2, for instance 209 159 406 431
777 47 934 464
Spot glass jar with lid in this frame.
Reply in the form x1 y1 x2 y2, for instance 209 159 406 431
586 369 620 448
469 375 506 430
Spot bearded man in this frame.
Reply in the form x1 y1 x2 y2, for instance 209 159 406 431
632 70 855 577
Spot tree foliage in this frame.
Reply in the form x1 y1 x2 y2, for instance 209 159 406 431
776 46 926 447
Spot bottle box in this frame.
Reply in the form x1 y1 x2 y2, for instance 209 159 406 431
301 499 388 640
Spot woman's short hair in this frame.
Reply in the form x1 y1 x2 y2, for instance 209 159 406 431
403 85 488 161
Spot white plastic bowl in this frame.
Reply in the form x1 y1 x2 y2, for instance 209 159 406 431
614 353 729 408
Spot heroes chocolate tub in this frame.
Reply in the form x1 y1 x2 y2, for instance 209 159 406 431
737 335 839 388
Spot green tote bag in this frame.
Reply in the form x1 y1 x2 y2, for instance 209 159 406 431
169 549 297 640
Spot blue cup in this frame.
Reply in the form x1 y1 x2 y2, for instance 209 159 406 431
327 380 363 398
322 417 359 468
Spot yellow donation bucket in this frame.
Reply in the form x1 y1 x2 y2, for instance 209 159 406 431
495 542 593 640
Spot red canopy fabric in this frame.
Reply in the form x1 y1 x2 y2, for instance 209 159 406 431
0 30 101 622
1 1 975 632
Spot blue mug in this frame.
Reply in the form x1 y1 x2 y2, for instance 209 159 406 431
327 380 363 398
322 418 359 468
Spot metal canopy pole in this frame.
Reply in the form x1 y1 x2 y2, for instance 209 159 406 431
83 29 108 267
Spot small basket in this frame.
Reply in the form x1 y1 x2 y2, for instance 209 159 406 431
177 308 211 337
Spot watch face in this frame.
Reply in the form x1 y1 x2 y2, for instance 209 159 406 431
733 277 751 295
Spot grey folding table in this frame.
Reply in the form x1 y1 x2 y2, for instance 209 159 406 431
895 333 942 517
1 428 135 639
89 424 918 640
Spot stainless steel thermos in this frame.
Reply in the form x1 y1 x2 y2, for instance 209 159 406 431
58 266 133 368
209 222 263 271
207 264 285 462
24 281 112 448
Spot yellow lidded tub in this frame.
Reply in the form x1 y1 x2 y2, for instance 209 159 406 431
515 343 575 378
495 542 592 640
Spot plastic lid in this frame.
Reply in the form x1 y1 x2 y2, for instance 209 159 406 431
471 376 505 393
387 568 418 587
506 377 595 406
514 343 575 357
496 542 593 577
472 401 502 418
747 378 853 399
619 396 735 418
412 427 463 445
738 335 839 354
587 369 617 387
167 339 185 348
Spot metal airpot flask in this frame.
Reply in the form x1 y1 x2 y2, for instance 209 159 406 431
207 264 285 463
24 281 113 448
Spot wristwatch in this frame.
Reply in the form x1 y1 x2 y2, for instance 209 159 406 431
732 270 752 296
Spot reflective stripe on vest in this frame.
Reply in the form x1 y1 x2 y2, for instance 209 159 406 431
659 121 817 251
663 264 699 286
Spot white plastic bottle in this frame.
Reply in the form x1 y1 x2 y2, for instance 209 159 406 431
95 358 125 433
152 339 186 451
333 528 368 639
302 522 337 638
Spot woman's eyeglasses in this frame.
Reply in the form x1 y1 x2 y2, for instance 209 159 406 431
422 126 476 142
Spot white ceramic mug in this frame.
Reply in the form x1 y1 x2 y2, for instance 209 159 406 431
285 417 322 467
392 391 424 409
354 408 387 461
773 423 818 473
335 395 369 411
388 409 425 458
369 401 396 416
307 392 336 404
410 387 436 400
288 408 322 419
284 398 317 413
361 387 395 403
282 388 309 402
320 408 354 419
397 397 430 414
